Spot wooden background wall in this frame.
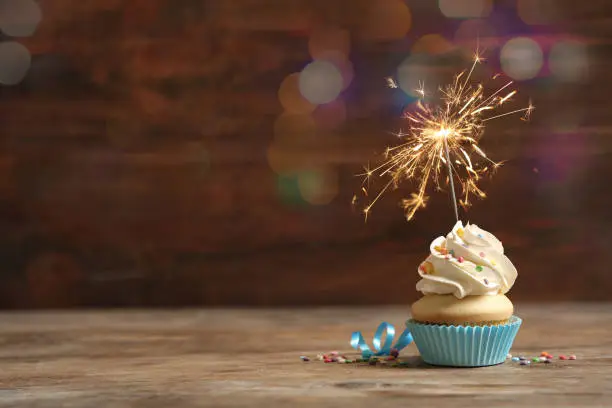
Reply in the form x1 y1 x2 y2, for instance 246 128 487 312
0 0 610 308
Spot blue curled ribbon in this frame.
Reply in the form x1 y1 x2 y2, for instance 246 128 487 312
350 322 413 358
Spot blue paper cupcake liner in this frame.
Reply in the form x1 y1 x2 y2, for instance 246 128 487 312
406 316 522 367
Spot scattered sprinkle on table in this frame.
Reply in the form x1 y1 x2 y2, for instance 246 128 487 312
503 351 579 365
301 350 579 367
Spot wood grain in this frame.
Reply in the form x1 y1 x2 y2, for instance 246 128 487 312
0 305 610 407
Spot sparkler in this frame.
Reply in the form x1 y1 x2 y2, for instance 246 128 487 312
359 51 534 222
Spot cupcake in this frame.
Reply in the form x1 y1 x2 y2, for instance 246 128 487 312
406 221 522 367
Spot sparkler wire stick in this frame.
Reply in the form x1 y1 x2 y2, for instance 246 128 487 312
443 138 459 222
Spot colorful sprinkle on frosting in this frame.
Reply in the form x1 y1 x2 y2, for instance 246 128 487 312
420 262 434 275
416 221 518 298
434 245 448 255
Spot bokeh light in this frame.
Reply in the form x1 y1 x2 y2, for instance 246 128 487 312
298 60 343 105
500 37 543 80
0 41 31 85
397 54 442 98
308 52 354 91
276 174 307 206
411 34 454 55
312 99 346 131
273 113 318 145
0 0 42 37
517 0 559 25
454 19 498 50
278 73 317 114
438 0 492 19
549 41 589 83
267 143 298 175
326 55 354 91
297 167 339 205
308 26 351 61
361 0 411 41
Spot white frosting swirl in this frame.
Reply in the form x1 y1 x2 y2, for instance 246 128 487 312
416 221 517 299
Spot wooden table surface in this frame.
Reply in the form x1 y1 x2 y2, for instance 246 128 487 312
0 304 610 407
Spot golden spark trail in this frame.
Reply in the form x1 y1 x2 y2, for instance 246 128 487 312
358 52 534 221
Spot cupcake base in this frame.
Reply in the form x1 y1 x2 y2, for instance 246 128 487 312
406 316 522 367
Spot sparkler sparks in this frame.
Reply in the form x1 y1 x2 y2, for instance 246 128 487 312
359 52 534 221
385 77 398 89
